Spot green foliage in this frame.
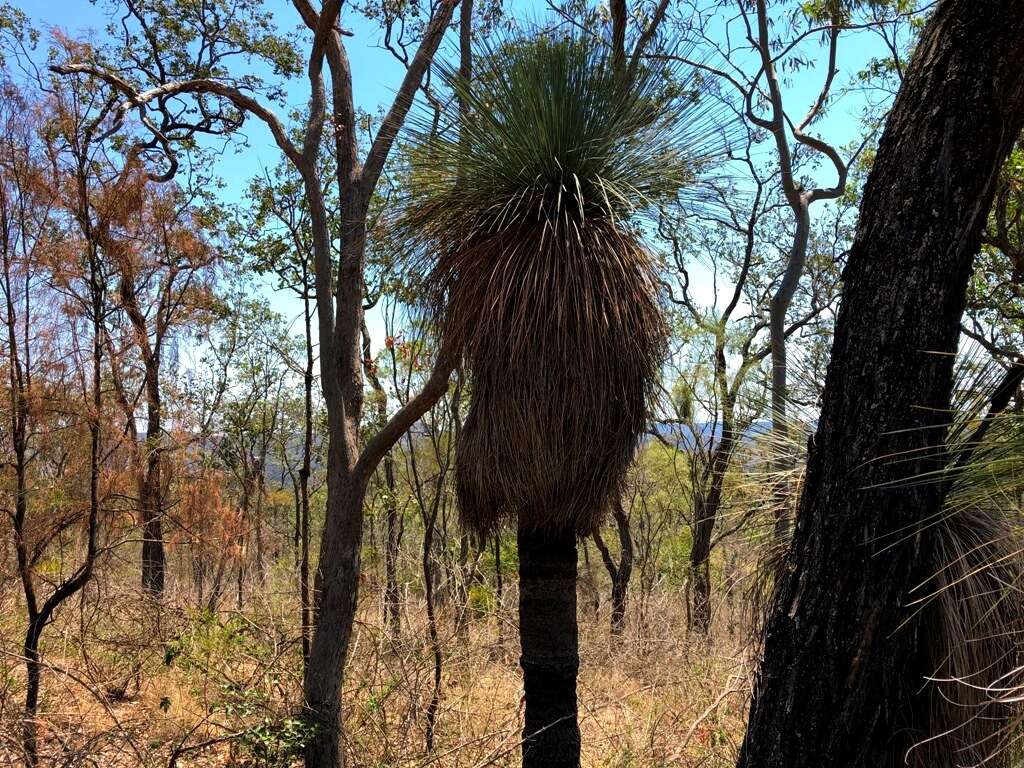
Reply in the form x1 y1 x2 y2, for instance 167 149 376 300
162 610 314 766
467 582 495 614
801 0 916 24
398 31 730 246
102 0 302 84
162 610 249 672
0 2 38 62
221 683 319 767
967 140 1024 353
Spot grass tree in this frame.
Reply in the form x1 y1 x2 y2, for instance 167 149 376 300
396 32 733 767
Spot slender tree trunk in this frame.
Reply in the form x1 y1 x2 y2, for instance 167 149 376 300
494 532 504 644
300 287 314 668
140 359 166 595
254 463 266 587
768 205 809 443
362 315 403 643
118 268 167 596
593 502 633 635
382 460 401 641
580 541 599 618
737 3 1024 766
453 531 471 636
422 505 442 752
610 513 632 634
767 210 808 543
22 621 42 765
688 411 735 635
687 506 712 635
518 523 580 768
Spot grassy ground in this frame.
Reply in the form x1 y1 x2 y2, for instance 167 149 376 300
0 567 753 767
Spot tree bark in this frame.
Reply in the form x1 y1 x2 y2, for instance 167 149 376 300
300 282 314 667
737 3 1024 767
119 275 167 596
518 523 580 768
23 620 42 765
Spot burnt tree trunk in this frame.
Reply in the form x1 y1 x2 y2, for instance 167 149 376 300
518 523 580 768
737 3 1024 767
592 501 633 635
300 285 314 664
119 279 167 597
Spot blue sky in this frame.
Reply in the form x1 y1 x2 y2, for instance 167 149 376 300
12 0 904 365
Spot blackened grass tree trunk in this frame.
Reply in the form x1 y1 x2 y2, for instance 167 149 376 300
518 525 580 766
738 2 1024 767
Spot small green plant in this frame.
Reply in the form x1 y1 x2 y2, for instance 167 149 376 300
222 683 319 766
467 582 495 615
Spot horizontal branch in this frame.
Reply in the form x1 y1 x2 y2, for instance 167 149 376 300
50 64 303 168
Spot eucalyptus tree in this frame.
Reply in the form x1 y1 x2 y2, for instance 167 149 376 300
672 0 925 522
2 71 113 768
654 105 848 632
738 1 1024 765
395 30 734 766
51 1 461 764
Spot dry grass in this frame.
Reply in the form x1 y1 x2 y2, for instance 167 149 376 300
0 566 752 767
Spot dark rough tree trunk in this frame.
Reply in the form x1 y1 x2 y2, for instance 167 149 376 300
737 3 1024 767
518 524 580 768
118 276 167 596
139 357 165 595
